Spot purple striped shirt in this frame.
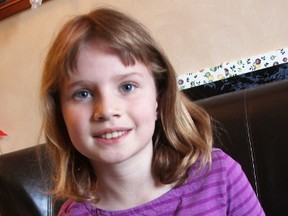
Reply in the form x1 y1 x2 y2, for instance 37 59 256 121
58 148 265 215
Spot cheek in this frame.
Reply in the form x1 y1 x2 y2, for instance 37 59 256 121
62 110 90 154
62 107 86 137
130 97 158 122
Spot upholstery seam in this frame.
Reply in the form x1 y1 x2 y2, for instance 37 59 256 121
244 91 260 198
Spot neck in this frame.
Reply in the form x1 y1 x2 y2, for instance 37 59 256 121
95 173 171 211
91 145 172 211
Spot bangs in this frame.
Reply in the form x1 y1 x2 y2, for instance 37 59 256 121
55 9 165 90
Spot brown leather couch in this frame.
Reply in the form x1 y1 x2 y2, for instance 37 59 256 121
0 79 288 216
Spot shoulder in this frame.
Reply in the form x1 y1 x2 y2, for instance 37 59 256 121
57 199 90 216
191 148 241 183
170 148 265 215
185 148 240 195
182 148 265 215
211 147 234 163
207 148 252 196
209 148 265 215
210 148 251 191
211 148 239 172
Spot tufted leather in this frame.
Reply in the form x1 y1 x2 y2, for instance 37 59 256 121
0 79 287 215
0 144 62 216
185 78 288 215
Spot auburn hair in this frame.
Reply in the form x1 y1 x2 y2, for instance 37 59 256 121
40 8 213 202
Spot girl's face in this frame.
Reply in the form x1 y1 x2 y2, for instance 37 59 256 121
60 44 158 168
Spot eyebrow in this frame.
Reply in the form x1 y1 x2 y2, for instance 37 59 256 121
114 71 145 80
66 71 146 88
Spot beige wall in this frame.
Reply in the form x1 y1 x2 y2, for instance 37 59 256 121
0 0 287 154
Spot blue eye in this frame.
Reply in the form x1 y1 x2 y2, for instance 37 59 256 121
74 90 92 99
121 83 135 93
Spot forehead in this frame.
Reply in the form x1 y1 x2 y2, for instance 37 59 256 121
58 40 156 91
64 40 132 71
66 44 153 82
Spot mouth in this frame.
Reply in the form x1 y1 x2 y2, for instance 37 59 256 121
94 129 131 140
99 131 127 139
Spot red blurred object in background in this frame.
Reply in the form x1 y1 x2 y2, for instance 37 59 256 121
0 130 7 136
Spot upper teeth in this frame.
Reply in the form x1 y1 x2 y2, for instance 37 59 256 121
100 131 125 139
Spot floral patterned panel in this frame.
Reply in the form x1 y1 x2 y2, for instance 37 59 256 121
178 48 288 89
178 48 288 100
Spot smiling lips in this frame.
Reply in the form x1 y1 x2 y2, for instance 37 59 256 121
95 129 130 140
100 131 126 139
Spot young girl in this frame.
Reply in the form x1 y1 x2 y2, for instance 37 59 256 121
40 8 265 215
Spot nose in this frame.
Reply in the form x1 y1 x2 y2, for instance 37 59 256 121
92 91 121 121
